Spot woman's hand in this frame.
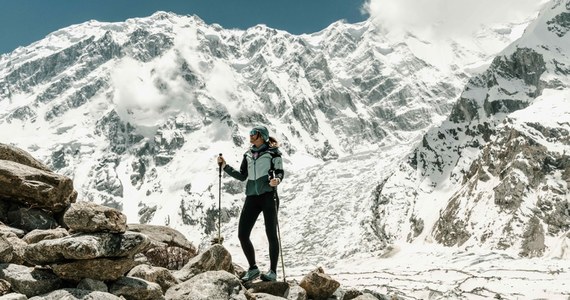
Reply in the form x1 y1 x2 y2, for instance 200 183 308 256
269 178 281 187
217 156 226 169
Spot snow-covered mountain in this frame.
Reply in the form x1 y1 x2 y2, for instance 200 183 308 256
0 7 524 247
1 0 563 288
375 0 570 261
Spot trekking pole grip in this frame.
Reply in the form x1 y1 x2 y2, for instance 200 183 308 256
218 153 223 176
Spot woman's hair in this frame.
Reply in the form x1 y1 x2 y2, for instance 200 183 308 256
268 136 279 148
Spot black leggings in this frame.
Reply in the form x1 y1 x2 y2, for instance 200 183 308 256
238 191 279 272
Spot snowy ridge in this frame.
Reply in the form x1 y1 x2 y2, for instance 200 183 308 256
375 0 570 261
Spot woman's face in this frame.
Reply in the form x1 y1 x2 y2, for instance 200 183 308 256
249 130 260 144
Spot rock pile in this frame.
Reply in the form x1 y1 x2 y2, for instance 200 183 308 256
0 143 393 299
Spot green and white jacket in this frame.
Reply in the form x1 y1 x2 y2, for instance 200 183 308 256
223 144 284 196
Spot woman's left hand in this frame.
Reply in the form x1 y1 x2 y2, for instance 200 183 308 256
269 178 281 187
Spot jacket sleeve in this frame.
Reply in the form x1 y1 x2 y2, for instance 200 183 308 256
223 155 248 181
272 156 285 182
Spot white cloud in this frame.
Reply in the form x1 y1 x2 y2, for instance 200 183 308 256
111 58 168 127
110 52 196 133
362 0 546 38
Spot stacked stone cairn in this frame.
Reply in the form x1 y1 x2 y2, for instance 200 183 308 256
0 143 392 299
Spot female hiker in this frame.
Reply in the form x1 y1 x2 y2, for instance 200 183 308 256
217 125 284 282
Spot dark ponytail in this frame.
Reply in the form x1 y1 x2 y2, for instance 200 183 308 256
268 136 279 148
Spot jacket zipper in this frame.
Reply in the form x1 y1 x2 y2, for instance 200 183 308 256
253 156 258 195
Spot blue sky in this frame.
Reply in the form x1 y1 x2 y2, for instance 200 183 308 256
0 0 368 55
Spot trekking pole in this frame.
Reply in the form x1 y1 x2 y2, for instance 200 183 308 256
217 153 223 244
272 171 286 282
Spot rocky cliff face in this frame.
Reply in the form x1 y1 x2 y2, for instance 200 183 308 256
374 0 570 258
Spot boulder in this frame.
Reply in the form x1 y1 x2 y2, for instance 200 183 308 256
0 237 13 263
173 244 234 282
28 288 122 300
127 224 195 251
0 264 62 297
0 293 27 300
0 226 24 239
254 293 286 300
0 144 51 172
1 235 26 265
285 283 307 300
109 277 164 300
25 232 150 265
127 224 197 270
127 264 178 292
7 209 58 232
51 257 136 281
22 228 68 244
245 281 289 298
0 279 10 295
165 270 246 300
140 246 196 270
343 288 364 300
299 267 340 300
76 278 108 292
353 294 381 300
63 202 126 234
0 160 76 213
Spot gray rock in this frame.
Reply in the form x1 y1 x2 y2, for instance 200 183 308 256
63 202 127 233
353 293 381 300
0 293 27 300
25 232 150 265
0 237 13 263
173 244 234 282
299 267 340 300
7 209 58 232
28 288 121 300
126 224 196 251
76 278 107 292
0 264 62 297
0 144 51 173
140 246 195 271
343 288 364 300
165 270 246 300
22 228 69 244
0 160 76 213
127 264 178 292
109 276 164 300
245 281 289 298
126 224 197 270
51 257 136 281
254 293 286 300
1 235 26 265
285 284 307 300
0 279 10 295
0 225 25 238
520 216 546 257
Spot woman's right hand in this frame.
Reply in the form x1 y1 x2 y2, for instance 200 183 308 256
217 156 226 168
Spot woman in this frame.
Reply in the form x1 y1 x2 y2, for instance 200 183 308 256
217 125 284 282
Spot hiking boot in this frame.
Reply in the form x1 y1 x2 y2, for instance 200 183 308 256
241 267 260 282
260 270 277 282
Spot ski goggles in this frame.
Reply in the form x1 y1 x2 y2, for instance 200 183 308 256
249 130 259 136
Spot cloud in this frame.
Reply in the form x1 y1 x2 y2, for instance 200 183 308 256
362 0 546 38
111 58 168 127
110 52 195 133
